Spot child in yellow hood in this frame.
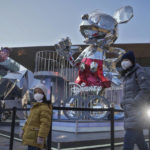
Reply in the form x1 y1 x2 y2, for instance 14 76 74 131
20 83 52 150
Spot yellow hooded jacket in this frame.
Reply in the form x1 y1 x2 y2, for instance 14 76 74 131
22 102 52 149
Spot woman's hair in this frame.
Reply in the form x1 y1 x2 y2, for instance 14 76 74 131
42 94 51 106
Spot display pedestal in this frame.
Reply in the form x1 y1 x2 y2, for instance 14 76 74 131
52 120 124 133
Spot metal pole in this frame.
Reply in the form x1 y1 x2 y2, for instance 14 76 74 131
110 107 114 150
9 107 16 150
148 128 150 149
47 85 53 150
47 106 53 150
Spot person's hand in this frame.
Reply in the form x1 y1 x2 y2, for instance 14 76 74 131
37 137 44 145
19 129 24 138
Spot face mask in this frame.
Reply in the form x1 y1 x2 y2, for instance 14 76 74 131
121 60 133 70
34 93 44 103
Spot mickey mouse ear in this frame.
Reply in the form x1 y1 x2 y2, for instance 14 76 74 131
113 6 133 24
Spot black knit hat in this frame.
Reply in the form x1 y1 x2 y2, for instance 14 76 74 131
121 51 135 65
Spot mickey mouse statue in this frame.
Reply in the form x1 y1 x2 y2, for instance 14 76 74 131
55 6 133 89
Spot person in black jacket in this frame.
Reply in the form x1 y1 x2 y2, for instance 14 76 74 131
120 51 149 150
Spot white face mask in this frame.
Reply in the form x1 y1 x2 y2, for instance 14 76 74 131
34 93 44 103
121 60 133 70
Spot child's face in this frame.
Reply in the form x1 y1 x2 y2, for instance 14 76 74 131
34 88 44 95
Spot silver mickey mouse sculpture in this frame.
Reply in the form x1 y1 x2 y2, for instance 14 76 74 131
55 6 133 89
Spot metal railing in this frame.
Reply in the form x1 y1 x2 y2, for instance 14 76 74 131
0 107 149 150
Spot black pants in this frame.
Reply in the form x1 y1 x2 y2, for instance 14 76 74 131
123 129 149 150
28 145 41 150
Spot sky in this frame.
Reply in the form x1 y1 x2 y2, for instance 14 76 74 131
0 0 150 47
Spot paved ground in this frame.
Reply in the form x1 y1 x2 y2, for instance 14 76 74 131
0 124 149 150
0 136 142 150
0 136 27 150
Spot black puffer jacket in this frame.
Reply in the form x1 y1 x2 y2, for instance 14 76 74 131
121 64 150 129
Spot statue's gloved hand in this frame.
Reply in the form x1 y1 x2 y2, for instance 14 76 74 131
54 37 72 58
